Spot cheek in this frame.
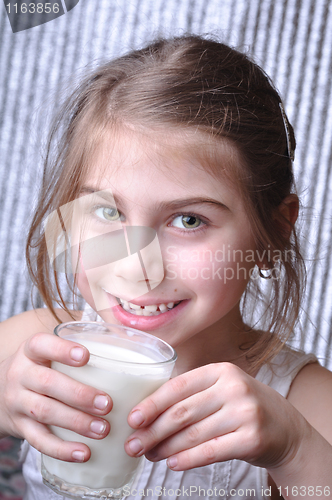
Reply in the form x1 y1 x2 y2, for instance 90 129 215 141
76 263 120 311
75 270 97 310
164 242 256 291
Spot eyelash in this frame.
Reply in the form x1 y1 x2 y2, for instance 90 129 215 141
91 206 209 235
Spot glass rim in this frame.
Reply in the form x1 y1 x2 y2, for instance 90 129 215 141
54 320 177 367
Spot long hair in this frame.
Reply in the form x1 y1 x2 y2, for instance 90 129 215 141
26 35 304 372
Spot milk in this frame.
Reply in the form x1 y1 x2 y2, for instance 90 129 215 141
42 336 172 490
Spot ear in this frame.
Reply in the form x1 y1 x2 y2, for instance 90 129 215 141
274 193 299 240
256 194 299 271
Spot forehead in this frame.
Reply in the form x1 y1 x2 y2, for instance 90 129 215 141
83 125 243 201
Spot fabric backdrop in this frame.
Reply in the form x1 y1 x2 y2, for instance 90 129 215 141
0 0 331 369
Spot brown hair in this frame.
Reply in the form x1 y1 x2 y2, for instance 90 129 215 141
26 34 304 372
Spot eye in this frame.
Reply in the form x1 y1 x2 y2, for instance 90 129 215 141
171 214 203 230
94 206 121 222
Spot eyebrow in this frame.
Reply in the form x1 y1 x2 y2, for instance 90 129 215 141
80 187 227 211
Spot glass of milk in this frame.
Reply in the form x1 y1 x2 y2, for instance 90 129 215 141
41 321 177 499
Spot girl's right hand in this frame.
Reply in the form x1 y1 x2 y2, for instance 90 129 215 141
0 332 112 462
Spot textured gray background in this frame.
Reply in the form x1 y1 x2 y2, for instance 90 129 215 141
0 0 331 367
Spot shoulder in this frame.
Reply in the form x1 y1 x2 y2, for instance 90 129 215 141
0 308 83 361
287 361 332 445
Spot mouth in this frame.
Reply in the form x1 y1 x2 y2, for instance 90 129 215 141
116 297 183 316
101 288 189 330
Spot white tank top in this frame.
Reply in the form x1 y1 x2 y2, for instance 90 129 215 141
20 306 317 500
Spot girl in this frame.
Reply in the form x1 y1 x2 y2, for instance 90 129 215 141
0 35 331 500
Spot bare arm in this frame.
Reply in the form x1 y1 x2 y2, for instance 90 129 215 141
267 362 332 499
0 307 81 362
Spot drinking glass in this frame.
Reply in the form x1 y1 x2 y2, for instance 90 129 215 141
41 321 177 499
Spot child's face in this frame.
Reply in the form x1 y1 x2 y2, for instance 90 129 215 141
74 127 257 349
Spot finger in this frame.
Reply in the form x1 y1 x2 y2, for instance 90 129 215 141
24 332 90 366
125 383 224 457
20 391 110 440
23 364 112 416
128 364 220 429
22 418 91 462
145 407 238 461
165 430 247 471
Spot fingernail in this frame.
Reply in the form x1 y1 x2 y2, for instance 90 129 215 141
90 420 107 435
72 450 85 462
128 438 143 456
94 395 110 410
130 410 144 427
71 347 85 361
167 456 178 469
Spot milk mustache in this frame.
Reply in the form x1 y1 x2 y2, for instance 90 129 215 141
42 330 175 491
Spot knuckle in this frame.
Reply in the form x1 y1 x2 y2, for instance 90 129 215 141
53 444 64 460
202 441 217 464
218 362 239 377
169 375 188 395
186 424 200 443
36 367 53 392
145 397 160 417
73 383 91 406
30 398 51 423
244 399 264 425
5 361 21 390
170 404 191 427
52 337 70 359
144 425 159 445
70 412 87 434
230 379 252 399
25 333 45 354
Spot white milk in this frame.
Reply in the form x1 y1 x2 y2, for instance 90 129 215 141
42 338 171 489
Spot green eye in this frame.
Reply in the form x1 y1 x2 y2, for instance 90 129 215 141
172 215 202 229
95 207 120 222
182 215 200 228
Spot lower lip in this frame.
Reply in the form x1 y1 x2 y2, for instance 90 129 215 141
109 299 189 331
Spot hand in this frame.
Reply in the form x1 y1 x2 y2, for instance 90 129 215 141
125 362 307 471
0 332 112 462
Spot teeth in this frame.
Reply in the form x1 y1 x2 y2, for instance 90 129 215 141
144 305 158 312
117 297 181 316
128 303 141 310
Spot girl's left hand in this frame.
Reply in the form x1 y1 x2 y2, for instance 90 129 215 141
124 362 308 471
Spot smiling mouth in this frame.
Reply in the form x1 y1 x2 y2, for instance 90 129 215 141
115 297 183 316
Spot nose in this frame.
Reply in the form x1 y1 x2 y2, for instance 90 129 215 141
112 226 164 297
